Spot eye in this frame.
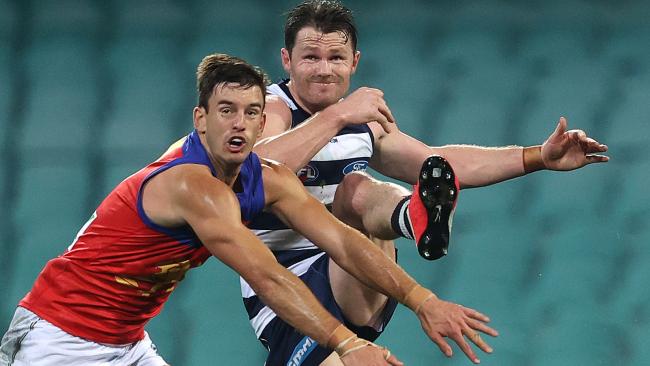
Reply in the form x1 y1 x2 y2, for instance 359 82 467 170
330 55 343 61
220 107 232 115
247 109 260 117
304 54 318 61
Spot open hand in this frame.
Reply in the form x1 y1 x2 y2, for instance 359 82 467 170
417 296 498 364
541 117 609 171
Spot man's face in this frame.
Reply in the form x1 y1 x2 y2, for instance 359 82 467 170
194 83 265 169
282 26 359 113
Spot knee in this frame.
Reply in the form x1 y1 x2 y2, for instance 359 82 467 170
334 171 374 215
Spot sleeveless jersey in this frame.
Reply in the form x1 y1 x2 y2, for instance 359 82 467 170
241 80 375 338
20 130 265 345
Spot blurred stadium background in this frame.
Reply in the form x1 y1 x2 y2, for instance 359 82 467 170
1 0 649 364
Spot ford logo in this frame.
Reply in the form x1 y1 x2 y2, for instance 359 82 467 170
342 160 368 175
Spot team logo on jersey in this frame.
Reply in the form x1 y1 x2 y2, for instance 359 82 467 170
342 160 368 175
298 164 319 183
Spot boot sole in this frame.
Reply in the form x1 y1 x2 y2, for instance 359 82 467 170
416 156 457 260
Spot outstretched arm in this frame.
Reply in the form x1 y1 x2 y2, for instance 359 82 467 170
265 162 498 363
168 166 400 365
369 117 608 188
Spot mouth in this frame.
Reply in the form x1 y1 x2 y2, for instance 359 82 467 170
227 136 246 153
310 79 338 85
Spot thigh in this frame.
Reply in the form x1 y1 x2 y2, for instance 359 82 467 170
332 171 410 239
1 307 147 366
259 252 398 366
125 331 169 366
328 242 399 340
262 318 333 366
260 255 344 366
0 307 40 365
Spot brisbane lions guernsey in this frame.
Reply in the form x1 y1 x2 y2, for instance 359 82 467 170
20 130 265 345
241 80 375 338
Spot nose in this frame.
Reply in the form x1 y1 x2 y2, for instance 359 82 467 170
315 59 333 75
232 111 246 130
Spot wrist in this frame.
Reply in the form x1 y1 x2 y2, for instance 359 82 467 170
319 104 347 130
329 328 378 359
402 285 437 314
523 145 545 173
326 324 356 351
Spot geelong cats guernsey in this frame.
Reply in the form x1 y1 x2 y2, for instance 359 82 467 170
241 80 375 338
20 130 265 345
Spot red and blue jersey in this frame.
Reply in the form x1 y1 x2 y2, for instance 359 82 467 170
20 130 265 345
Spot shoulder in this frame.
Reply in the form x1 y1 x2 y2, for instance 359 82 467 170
266 93 289 107
260 157 295 182
259 158 302 202
159 164 234 204
142 164 237 227
265 94 292 126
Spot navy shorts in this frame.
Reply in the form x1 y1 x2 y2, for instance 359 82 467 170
259 253 399 366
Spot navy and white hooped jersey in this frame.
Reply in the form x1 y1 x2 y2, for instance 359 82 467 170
241 79 375 338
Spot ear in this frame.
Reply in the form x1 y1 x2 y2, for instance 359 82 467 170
193 106 207 134
281 48 291 75
351 50 361 75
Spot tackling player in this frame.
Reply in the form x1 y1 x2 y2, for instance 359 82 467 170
1 53 497 366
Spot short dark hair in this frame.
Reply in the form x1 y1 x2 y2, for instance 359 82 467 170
284 0 357 54
196 53 269 112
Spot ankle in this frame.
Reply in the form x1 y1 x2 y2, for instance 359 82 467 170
390 196 414 240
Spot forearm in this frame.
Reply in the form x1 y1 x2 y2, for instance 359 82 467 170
200 220 352 349
248 262 348 346
331 226 421 305
254 109 343 172
431 144 543 188
372 132 544 188
253 264 395 357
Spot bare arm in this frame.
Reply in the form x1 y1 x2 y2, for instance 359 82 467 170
369 117 608 188
369 123 523 187
254 88 395 172
254 95 343 172
162 166 399 365
264 162 498 363
264 161 421 300
167 166 340 345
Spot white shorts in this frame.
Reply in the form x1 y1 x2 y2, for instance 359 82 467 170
0 307 168 366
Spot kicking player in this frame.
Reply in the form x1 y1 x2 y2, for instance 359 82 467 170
245 0 610 364
0 53 496 366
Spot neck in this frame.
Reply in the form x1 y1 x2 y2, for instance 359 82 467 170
197 132 241 188
213 159 241 188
